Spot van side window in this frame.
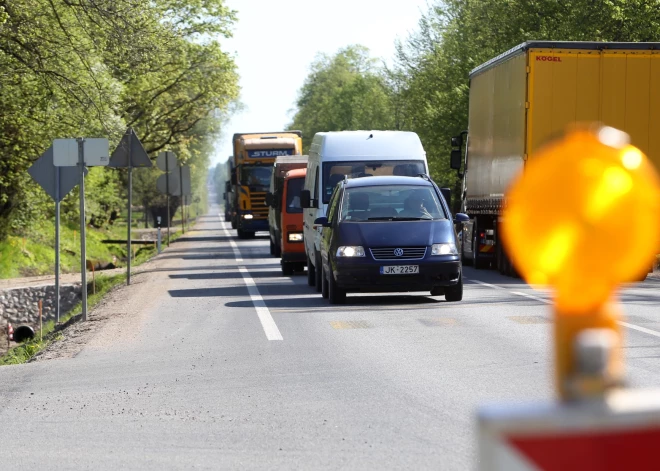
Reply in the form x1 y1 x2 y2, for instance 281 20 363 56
326 186 341 223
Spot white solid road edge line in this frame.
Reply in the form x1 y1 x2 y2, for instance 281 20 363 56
468 278 660 339
219 215 283 341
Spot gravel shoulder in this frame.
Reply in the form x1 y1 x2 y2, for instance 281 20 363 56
25 230 195 363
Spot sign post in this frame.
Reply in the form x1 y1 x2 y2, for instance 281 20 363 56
157 151 177 246
478 125 660 469
54 137 109 321
109 128 152 285
28 146 85 323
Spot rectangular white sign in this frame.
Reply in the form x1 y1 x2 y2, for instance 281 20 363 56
53 138 110 167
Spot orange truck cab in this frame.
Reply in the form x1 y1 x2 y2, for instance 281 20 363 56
267 159 308 275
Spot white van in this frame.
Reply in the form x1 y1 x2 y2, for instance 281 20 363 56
300 130 430 291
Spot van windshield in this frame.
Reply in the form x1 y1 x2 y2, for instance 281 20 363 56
321 160 425 204
340 185 446 221
286 178 304 214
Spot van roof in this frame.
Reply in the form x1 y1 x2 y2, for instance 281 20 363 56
274 155 308 165
310 131 426 160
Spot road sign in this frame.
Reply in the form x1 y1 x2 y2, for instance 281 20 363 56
478 389 660 470
157 173 180 195
28 145 88 324
53 138 110 167
109 129 152 168
156 151 177 172
169 165 191 196
27 146 86 202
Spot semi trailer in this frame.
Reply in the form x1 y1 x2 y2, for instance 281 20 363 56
451 41 660 278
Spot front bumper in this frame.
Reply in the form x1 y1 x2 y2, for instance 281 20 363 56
333 257 461 292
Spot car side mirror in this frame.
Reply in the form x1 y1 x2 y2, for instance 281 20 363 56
450 149 462 171
265 192 273 207
453 213 469 224
440 187 451 208
301 189 312 208
222 192 226 199
225 181 231 193
314 217 330 227
451 135 463 148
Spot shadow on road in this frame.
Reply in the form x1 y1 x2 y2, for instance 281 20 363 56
169 270 281 280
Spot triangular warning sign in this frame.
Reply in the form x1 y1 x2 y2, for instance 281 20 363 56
508 427 660 471
109 128 152 168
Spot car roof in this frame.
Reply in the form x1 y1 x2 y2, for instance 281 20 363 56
343 175 433 188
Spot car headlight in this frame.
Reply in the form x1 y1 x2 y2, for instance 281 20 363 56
336 246 365 257
242 214 253 219
431 243 457 255
288 232 303 242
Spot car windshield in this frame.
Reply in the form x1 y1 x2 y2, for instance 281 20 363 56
339 185 446 222
286 177 304 214
240 165 273 189
322 160 425 204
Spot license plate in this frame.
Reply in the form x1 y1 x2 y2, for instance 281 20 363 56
380 265 419 275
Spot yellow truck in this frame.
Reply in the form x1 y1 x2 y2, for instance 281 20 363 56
230 131 303 238
450 41 660 277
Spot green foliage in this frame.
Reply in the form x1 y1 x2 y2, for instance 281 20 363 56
0 0 239 241
289 45 395 152
289 0 660 192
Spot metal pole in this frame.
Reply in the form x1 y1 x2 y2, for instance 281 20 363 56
180 166 185 234
166 152 170 247
127 130 133 286
78 138 88 321
55 167 61 324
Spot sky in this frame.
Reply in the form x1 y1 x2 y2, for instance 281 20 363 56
212 0 432 166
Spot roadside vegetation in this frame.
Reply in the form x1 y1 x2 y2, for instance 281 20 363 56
211 1 660 205
0 0 240 275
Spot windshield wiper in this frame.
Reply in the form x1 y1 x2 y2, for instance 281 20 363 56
391 217 434 221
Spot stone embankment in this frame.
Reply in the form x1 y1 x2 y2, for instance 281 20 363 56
1 284 82 346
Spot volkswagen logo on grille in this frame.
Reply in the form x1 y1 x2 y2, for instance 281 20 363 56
393 248 404 257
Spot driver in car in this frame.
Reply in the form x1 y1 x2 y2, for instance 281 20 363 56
400 194 433 219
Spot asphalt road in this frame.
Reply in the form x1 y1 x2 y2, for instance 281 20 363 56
1 205 659 469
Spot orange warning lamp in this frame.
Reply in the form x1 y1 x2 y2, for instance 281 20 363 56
501 124 660 400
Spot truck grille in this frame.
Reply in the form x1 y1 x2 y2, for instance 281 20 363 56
370 247 427 260
250 192 268 219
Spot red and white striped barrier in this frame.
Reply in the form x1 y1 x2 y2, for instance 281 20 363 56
478 388 660 470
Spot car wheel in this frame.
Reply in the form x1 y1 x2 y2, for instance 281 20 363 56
231 217 237 229
444 275 463 302
224 213 230 222
269 237 275 256
237 229 246 239
321 267 329 299
282 262 294 276
328 270 346 304
430 286 445 296
307 254 316 287
274 240 281 257
314 251 322 293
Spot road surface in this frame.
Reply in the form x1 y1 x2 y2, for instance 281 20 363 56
1 206 659 469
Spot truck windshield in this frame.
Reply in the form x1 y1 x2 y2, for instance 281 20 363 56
340 185 446 222
286 178 304 214
240 165 273 189
322 160 425 204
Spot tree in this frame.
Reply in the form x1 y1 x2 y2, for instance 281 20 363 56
289 45 394 151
